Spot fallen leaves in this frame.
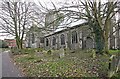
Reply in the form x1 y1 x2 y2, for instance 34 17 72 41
12 49 110 77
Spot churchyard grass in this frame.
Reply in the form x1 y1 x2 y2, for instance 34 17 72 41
109 50 120 55
12 48 119 77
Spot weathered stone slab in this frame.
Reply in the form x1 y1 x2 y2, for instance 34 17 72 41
108 55 120 77
59 48 65 58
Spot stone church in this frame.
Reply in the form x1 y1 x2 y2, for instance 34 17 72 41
25 20 120 50
44 22 93 50
43 22 120 50
25 10 120 50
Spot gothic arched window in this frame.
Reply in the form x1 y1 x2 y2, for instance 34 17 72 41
46 38 49 46
60 34 65 45
52 37 56 46
72 31 78 44
32 33 35 43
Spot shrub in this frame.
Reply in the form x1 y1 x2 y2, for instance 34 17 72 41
35 48 43 52
11 48 35 55
47 50 52 55
11 48 22 55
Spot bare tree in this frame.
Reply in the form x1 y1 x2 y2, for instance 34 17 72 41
33 1 69 33
0 0 35 49
77 0 119 54
36 0 119 54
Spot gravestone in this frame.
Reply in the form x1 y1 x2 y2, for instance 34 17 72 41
59 48 65 58
108 55 120 77
108 55 116 77
86 37 94 49
116 60 120 72
116 53 120 72
31 43 37 48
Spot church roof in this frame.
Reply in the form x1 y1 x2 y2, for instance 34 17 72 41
44 22 88 37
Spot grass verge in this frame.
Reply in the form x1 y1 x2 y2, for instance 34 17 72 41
12 49 119 77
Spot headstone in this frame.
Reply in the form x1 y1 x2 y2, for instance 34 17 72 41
116 60 120 72
31 43 37 48
86 37 93 49
59 48 65 58
116 53 120 72
111 56 116 71
108 55 120 77
108 55 115 77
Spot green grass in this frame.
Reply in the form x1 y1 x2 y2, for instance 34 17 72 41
13 49 119 77
0 48 10 52
11 48 43 55
109 50 120 55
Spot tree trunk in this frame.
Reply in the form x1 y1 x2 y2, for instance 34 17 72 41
94 30 104 54
104 32 109 54
16 36 23 49
20 39 23 49
92 22 105 54
104 19 110 54
16 37 20 49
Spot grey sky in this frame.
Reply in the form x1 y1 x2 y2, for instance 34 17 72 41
0 0 119 40
0 0 68 40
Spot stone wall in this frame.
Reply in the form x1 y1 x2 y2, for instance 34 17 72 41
25 22 120 50
44 25 93 50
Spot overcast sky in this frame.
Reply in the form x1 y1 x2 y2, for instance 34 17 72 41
0 0 71 40
0 0 119 40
